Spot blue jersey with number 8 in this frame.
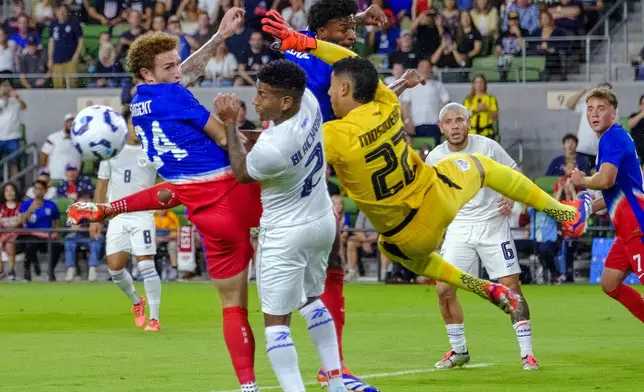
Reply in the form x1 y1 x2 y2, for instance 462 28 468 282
131 83 231 183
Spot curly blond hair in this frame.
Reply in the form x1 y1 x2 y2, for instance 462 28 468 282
126 31 178 80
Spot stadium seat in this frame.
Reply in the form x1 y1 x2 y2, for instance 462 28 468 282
533 176 559 194
82 158 96 176
55 198 74 224
470 56 500 82
50 179 63 188
508 56 546 82
620 115 630 132
367 54 387 69
412 137 436 150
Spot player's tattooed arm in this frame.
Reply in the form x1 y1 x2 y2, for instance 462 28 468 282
215 93 256 183
388 69 426 97
179 7 245 87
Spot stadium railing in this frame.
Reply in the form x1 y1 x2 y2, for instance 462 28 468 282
0 142 38 187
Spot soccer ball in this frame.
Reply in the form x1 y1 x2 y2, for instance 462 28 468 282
71 105 128 160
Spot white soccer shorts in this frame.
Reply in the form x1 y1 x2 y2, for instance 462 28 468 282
255 212 336 316
440 219 521 280
106 214 157 257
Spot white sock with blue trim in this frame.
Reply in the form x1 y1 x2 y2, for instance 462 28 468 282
299 299 342 383
138 260 161 321
265 325 304 392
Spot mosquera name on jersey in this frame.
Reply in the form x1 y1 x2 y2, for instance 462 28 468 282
246 89 332 228
130 83 232 184
98 144 157 216
426 134 518 225
324 79 434 235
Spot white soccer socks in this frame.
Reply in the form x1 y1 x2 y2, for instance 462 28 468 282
446 323 468 354
138 260 161 321
265 325 305 392
108 268 140 304
513 320 533 357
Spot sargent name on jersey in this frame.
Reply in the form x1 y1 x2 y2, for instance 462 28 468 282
131 100 153 117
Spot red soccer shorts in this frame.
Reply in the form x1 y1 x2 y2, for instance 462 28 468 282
605 236 644 281
167 177 262 280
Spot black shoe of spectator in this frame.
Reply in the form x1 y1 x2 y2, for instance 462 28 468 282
24 271 32 281
8 269 16 281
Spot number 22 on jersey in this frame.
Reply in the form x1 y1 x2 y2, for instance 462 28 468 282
136 121 188 169
365 128 416 200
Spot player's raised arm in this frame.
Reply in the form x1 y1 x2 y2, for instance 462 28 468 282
387 69 426 97
179 7 245 87
215 93 255 183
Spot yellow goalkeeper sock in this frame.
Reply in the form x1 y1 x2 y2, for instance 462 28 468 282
473 153 577 223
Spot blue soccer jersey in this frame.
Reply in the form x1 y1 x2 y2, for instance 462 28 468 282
20 199 60 229
284 32 335 122
130 83 231 183
597 124 644 239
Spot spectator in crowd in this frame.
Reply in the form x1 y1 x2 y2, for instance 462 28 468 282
65 0 90 23
25 168 58 199
226 13 254 59
0 81 26 179
528 203 562 284
411 8 442 56
503 0 539 36
242 0 269 32
156 0 175 14
3 2 25 34
192 11 216 47
39 113 82 181
454 11 482 66
430 35 467 79
345 211 379 282
167 15 199 61
10 15 41 52
331 194 349 263
496 11 527 81
0 28 17 74
470 0 499 40
17 180 62 282
383 62 404 85
121 0 154 29
18 36 49 88
368 9 400 56
411 0 431 20
154 209 180 280
628 95 644 164
326 166 340 197
565 83 616 167
548 0 583 35
400 58 449 146
463 74 498 139
64 190 104 282
90 42 123 88
151 14 167 32
48 4 84 89
546 133 590 176
175 0 200 34
0 182 21 280
236 101 256 130
581 0 604 31
531 11 568 81
236 30 277 85
198 0 221 25
281 0 307 31
389 30 419 69
201 41 238 87
57 163 95 200
439 0 459 40
117 11 147 61
509 202 532 256
87 0 124 25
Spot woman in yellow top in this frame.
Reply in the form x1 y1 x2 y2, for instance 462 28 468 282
463 74 499 139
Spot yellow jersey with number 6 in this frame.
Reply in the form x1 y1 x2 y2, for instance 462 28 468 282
323 81 435 234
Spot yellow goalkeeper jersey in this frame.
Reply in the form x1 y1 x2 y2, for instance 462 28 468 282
323 81 435 235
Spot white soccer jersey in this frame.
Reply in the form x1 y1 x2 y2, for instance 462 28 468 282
426 134 517 224
98 143 157 215
246 88 332 228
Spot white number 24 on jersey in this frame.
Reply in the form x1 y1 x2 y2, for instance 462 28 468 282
135 121 187 169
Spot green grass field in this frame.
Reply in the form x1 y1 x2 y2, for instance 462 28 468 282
1 283 642 392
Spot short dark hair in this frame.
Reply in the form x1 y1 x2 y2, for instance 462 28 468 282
562 133 578 145
33 179 48 188
333 57 379 104
308 0 358 32
257 60 307 100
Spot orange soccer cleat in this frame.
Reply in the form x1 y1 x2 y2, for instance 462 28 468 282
132 296 147 328
317 367 380 392
483 283 522 315
144 319 161 332
66 202 115 225
561 191 593 238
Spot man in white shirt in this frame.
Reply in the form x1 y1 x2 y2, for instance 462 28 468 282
39 113 82 181
215 61 345 392
0 81 27 178
400 58 450 146
426 103 538 371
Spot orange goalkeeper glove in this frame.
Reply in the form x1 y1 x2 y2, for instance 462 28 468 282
261 10 317 52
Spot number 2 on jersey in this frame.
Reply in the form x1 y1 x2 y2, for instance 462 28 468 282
365 128 416 200
301 142 324 198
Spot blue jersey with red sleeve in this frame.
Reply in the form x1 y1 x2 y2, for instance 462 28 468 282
130 83 231 183
284 31 335 122
597 123 644 239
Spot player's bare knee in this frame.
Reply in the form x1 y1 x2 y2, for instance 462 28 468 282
106 252 130 271
264 313 291 327
601 276 619 295
436 282 457 302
